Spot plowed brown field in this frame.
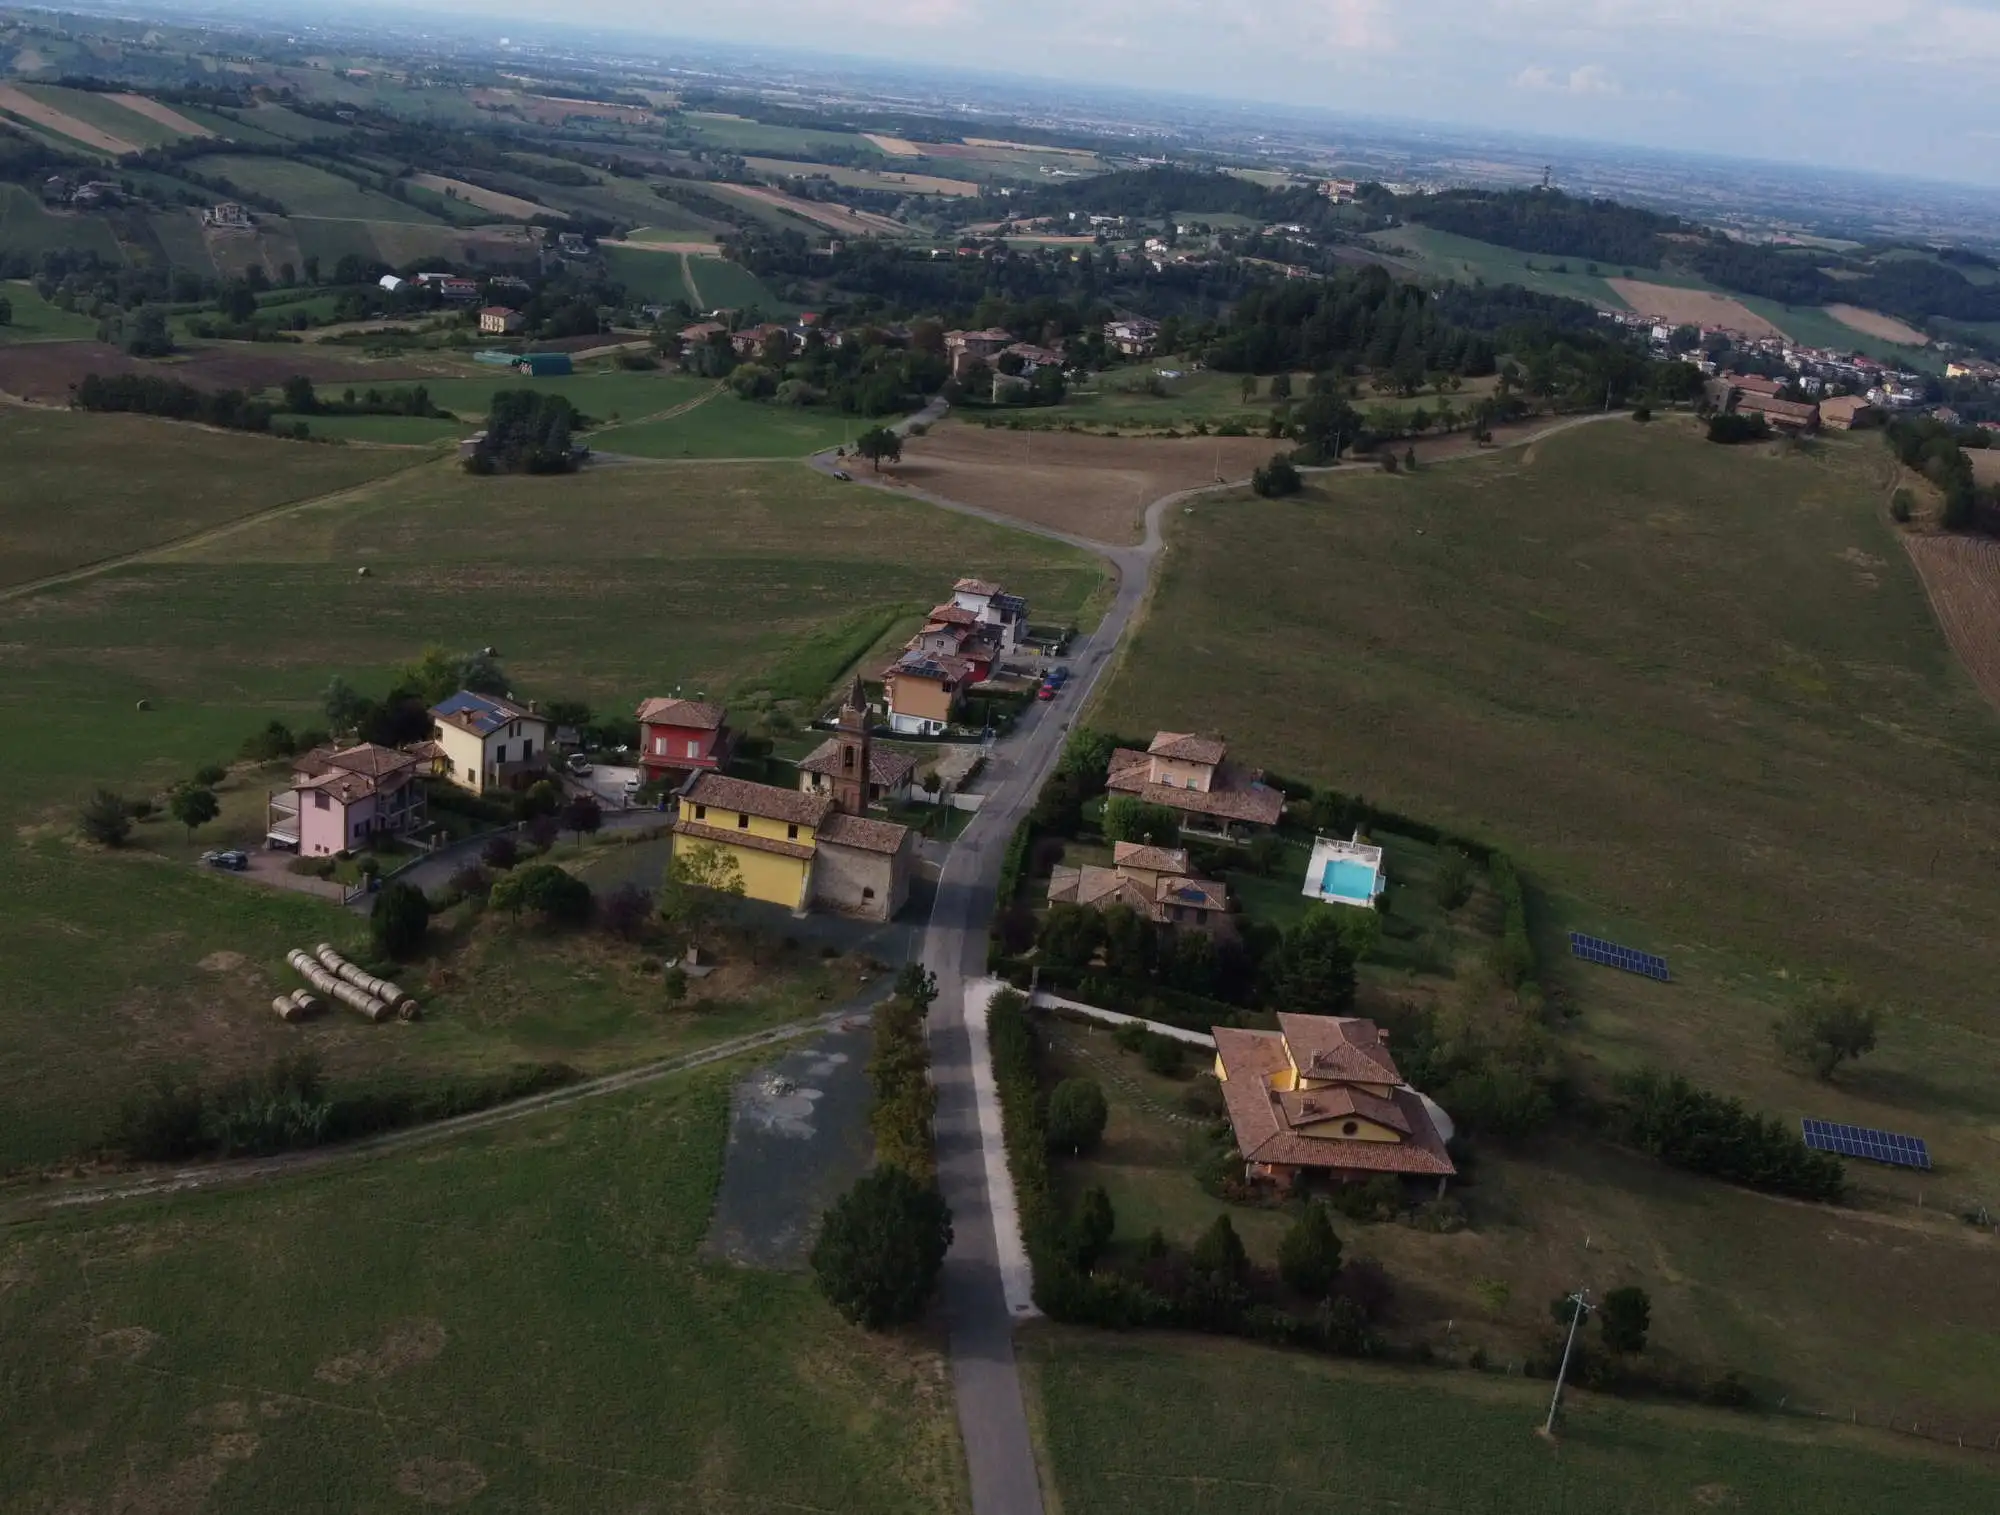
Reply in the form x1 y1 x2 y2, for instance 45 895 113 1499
0 341 433 403
1905 532 2000 712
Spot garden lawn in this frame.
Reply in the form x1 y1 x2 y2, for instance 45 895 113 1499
0 408 424 587
0 449 1107 1167
0 1072 967 1512
1025 1329 2000 1515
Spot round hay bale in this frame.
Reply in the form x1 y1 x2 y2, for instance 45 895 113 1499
356 565 372 577
135 698 151 712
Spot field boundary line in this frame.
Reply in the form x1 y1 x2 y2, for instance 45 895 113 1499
0 451 443 604
682 251 705 310
6 1003 879 1222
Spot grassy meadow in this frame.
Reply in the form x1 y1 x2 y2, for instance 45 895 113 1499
593 397 860 457
1091 416 2000 1425
0 440 1107 1168
0 1071 968 1512
1026 1330 2000 1515
186 155 444 223
0 277 101 343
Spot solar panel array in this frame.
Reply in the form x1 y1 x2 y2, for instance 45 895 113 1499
1569 932 1672 982
1801 1119 1932 1171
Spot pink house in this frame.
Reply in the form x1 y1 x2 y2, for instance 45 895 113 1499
268 743 435 856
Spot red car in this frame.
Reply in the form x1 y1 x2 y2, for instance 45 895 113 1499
1036 684 1057 700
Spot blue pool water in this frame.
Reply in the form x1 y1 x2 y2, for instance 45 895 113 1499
1320 858 1379 902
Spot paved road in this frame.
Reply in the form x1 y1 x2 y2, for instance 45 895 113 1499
814 405 1627 1515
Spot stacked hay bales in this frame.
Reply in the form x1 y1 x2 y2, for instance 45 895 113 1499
270 988 323 1022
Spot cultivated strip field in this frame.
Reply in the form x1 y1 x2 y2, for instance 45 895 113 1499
1824 304 1930 345
864 132 922 156
1903 532 2000 713
0 82 140 154
1607 278 1787 339
744 156 981 197
408 172 546 219
106 92 215 138
704 181 909 238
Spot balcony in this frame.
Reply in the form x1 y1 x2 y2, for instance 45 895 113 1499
266 790 299 848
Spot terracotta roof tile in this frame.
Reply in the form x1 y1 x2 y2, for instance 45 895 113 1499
818 812 912 854
1107 750 1285 826
1148 731 1228 764
954 577 1003 596
682 772 832 828
1276 1013 1403 1083
636 697 727 729
672 819 815 861
1112 841 1189 873
797 739 917 788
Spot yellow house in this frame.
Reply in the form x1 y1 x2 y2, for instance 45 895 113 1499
429 690 550 796
1211 1013 1455 1188
674 773 828 911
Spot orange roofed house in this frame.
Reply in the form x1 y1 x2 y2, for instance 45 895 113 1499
1047 841 1231 931
1213 1013 1456 1190
1107 732 1285 838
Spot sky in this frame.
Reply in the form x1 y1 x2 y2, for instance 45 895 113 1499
504 0 2000 188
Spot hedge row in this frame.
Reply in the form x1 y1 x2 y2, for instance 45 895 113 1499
1609 1070 1846 1202
1487 851 1536 988
870 987 937 1179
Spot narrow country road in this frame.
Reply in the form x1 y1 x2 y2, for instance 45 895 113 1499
809 403 1626 1515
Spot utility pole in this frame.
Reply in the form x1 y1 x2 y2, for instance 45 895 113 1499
1544 1288 1592 1437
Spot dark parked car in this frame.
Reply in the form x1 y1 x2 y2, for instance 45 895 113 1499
201 849 249 871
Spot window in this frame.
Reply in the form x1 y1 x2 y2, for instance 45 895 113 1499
694 804 707 821
787 823 799 840
862 887 875 900
1341 1121 1359 1137
737 813 750 829
354 821 367 838
686 739 699 759
466 764 476 781
495 743 508 765
842 746 855 771
654 736 667 756
522 738 533 760
314 791 329 810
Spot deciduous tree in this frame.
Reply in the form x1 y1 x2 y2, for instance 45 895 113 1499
811 1166 953 1329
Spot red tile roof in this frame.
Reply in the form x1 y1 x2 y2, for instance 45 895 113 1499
1112 841 1190 873
637 697 727 730
818 812 912 854
797 739 917 788
672 819 815 861
682 772 831 828
1148 732 1228 765
1107 749 1285 826
1212 1022 1454 1178
1276 1013 1403 1084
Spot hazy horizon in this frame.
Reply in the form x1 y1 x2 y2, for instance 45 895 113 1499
374 0 2000 190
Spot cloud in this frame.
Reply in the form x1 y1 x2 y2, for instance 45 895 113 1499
1512 61 1622 94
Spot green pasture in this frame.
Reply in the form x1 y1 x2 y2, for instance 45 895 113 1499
0 277 99 342
0 184 125 260
0 1073 968 1511
183 154 442 224
593 397 862 458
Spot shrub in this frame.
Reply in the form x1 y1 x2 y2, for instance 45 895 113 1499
1327 1174 1405 1223
109 1072 207 1159
1046 1077 1109 1155
1191 1213 1248 1282
193 764 229 787
1271 912 1357 1017
662 965 689 1003
205 1054 331 1156
1631 404 1652 423
370 880 432 960
1609 1069 1845 1201
489 861 592 926
1067 1185 1116 1270
239 719 297 761
1600 1285 1651 1354
1102 796 1181 847
1706 412 1770 445
1486 852 1534 987
79 787 133 847
1433 848 1473 910
1249 454 1302 497
1890 487 1917 523
514 778 561 821
1244 833 1288 876
1141 1033 1187 1079
526 813 561 851
447 862 491 901
482 833 520 870
810 1166 954 1329
598 882 654 941
1279 1200 1344 1298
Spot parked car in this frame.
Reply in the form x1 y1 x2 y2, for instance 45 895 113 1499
200 849 249 871
1036 685 1056 701
1048 665 1071 685
831 469 851 482
623 774 643 797
566 753 593 776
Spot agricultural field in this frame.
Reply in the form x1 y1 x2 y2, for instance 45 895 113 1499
406 172 545 220
0 183 124 260
744 156 981 197
0 408 422 587
1825 303 1930 345
895 422 1290 542
1026 1331 2000 1515
0 1072 968 1513
0 277 99 342
288 412 468 445
183 154 444 224
680 255 787 314
1365 224 1642 308
0 81 145 154
1605 278 1784 338
411 368 711 426
1093 419 2000 1426
1735 297 1942 368
1902 531 2000 711
681 112 883 158
592 398 860 458
599 242 699 305
702 180 912 239
0 442 1107 1167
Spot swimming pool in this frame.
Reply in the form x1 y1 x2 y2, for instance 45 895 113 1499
1320 857 1380 903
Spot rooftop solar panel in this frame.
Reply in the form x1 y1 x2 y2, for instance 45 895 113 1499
1568 932 1672 982
1801 1118 1931 1170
